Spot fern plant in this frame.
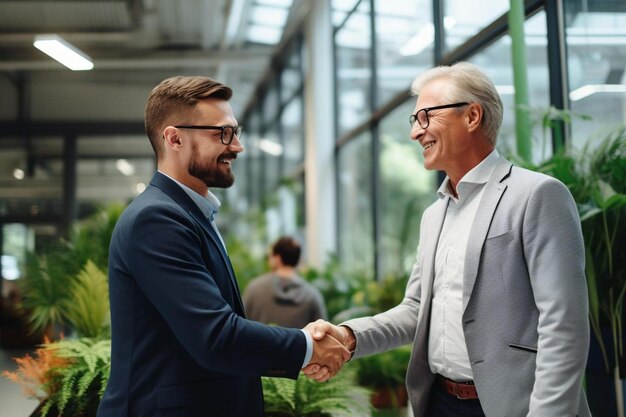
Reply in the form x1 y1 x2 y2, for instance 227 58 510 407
262 368 371 417
38 338 112 417
64 261 110 338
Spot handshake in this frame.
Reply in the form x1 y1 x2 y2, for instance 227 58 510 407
300 320 356 382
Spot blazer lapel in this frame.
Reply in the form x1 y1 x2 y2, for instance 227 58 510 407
150 172 245 314
199 218 245 314
462 159 512 313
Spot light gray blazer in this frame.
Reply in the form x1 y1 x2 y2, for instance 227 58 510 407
344 157 591 417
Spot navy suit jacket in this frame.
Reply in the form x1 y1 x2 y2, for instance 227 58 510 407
97 172 306 417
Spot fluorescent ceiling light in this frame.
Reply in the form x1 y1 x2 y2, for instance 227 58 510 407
13 168 25 180
569 84 626 101
258 139 283 156
33 34 94 71
116 159 135 176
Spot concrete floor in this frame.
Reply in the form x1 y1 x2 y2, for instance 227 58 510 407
0 348 40 417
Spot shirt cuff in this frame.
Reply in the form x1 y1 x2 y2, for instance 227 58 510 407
300 329 313 368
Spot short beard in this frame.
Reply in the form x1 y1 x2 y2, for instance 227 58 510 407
188 143 236 188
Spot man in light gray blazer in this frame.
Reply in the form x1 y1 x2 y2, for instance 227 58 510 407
305 62 591 417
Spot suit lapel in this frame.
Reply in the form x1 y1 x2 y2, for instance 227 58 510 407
462 159 512 313
201 219 245 313
150 172 245 314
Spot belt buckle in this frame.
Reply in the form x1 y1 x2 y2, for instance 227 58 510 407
455 385 464 400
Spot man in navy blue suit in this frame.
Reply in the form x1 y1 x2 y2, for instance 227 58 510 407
97 76 350 417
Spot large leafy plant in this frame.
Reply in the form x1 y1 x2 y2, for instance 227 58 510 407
19 204 123 337
262 368 371 417
520 121 626 416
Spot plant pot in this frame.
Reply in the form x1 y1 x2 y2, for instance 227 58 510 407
371 385 408 409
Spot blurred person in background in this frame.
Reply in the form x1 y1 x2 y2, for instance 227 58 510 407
244 236 327 328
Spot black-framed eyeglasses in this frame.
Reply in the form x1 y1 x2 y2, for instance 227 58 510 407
174 125 243 145
409 102 469 128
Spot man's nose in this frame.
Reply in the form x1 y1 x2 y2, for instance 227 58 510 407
410 121 425 142
229 134 244 153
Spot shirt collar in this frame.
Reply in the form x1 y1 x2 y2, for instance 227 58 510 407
437 149 500 200
157 170 221 220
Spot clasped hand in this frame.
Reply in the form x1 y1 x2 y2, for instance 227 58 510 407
301 320 354 382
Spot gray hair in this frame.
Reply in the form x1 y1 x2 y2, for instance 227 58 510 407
410 62 503 146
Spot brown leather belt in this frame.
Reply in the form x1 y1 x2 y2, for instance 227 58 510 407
437 374 479 400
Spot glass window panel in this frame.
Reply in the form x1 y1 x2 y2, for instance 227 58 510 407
565 0 626 148
263 84 280 123
444 0 509 52
332 0 361 28
2 224 35 285
335 0 372 136
261 127 281 192
246 112 263 205
257 0 293 7
338 132 374 273
281 40 302 102
250 6 289 27
247 24 283 45
468 12 550 164
379 100 437 277
281 98 304 174
374 0 432 106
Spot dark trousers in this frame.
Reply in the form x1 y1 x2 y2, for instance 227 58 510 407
425 380 486 417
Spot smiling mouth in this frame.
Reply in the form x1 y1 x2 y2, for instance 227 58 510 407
423 141 436 150
218 152 237 166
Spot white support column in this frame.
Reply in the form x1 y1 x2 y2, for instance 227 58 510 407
303 0 336 268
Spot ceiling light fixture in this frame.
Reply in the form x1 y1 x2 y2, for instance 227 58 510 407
13 168 25 180
33 34 94 71
116 159 135 176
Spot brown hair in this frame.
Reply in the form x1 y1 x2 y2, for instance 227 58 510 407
272 237 301 267
144 76 232 159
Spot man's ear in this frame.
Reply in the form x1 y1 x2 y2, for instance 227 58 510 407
162 126 184 150
466 102 483 133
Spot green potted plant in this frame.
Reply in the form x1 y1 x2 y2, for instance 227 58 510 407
336 274 411 412
525 124 626 417
18 204 123 339
262 367 371 417
354 346 411 410
3 337 111 417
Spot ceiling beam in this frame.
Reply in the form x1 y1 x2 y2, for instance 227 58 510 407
0 121 145 137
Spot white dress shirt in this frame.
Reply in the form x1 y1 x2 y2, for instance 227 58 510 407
428 150 500 381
